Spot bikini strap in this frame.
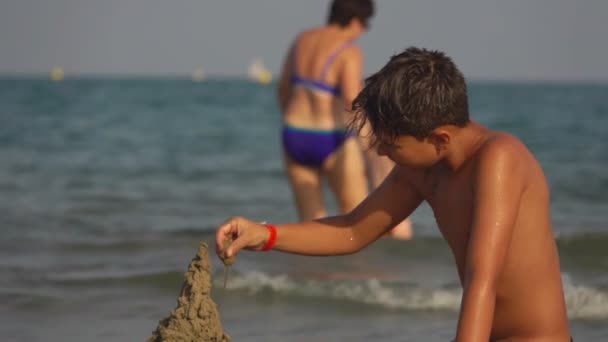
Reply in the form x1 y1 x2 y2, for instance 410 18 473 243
319 41 355 80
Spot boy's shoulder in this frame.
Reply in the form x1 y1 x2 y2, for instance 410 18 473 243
472 130 538 183
476 130 530 163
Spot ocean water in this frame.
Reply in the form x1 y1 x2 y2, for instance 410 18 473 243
0 78 606 341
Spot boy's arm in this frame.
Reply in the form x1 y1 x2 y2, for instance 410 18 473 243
455 141 525 342
217 167 422 258
277 41 295 113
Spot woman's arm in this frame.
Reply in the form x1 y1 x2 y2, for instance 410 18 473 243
276 41 295 113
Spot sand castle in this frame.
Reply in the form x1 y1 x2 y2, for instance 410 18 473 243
148 243 231 342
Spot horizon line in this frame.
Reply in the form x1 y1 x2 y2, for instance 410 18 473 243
0 72 607 85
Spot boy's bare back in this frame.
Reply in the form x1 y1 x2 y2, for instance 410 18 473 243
396 123 570 341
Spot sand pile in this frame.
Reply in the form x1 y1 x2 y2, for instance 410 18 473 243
148 242 231 342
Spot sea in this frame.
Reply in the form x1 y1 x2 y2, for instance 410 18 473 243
0 78 606 341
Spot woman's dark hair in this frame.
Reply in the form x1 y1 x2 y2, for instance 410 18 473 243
327 0 374 27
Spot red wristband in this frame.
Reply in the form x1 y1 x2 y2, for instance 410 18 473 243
261 223 277 251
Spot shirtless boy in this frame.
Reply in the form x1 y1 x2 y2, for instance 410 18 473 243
216 47 571 341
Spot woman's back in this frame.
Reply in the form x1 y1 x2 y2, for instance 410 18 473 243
283 27 361 129
276 0 377 223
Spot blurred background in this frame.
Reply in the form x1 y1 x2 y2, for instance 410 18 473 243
1 1 607 341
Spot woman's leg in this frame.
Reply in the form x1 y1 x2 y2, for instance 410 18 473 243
284 153 327 221
323 137 369 214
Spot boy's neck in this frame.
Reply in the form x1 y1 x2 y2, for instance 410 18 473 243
440 121 489 171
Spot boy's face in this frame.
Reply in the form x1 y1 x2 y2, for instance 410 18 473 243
376 134 441 169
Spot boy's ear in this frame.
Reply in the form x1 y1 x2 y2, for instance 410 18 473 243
428 129 451 155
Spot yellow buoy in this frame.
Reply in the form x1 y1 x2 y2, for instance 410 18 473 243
258 70 272 85
50 67 64 82
248 58 272 85
192 68 206 82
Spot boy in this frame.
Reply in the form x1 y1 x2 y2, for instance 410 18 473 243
216 47 571 341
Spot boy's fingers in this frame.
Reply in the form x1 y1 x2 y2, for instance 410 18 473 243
226 232 250 258
225 239 240 258
216 219 238 253
216 225 227 250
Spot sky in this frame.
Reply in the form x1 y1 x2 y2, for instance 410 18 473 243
1 0 607 81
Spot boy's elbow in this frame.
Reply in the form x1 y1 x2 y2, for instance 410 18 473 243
325 232 362 256
346 237 365 255
338 213 367 254
339 239 365 256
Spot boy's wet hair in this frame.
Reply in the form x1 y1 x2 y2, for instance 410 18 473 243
327 0 374 27
351 47 470 146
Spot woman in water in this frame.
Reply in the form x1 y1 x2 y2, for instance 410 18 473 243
276 0 412 239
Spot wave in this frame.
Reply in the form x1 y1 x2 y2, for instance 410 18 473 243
20 263 608 321
218 271 608 320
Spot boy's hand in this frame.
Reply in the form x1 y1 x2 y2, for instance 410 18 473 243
215 217 270 262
